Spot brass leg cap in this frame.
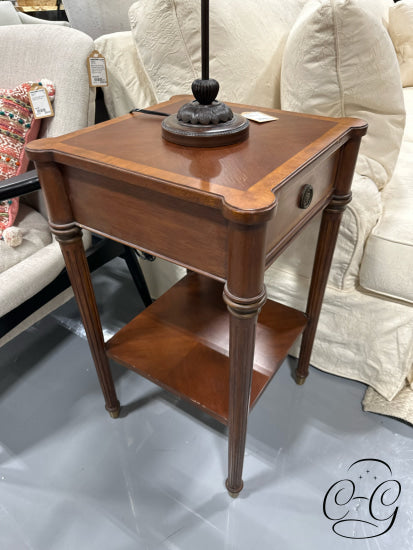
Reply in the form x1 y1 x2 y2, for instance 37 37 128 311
106 402 121 419
225 479 243 498
295 373 307 386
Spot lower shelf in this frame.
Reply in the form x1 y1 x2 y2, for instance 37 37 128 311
106 272 307 424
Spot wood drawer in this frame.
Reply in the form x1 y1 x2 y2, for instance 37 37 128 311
265 150 339 265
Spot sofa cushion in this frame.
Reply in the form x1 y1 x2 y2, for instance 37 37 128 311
359 87 413 304
64 0 135 39
281 0 406 190
388 0 413 87
0 203 52 274
128 0 307 109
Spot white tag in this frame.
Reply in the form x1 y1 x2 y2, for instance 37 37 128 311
242 111 278 123
28 85 54 119
87 51 108 87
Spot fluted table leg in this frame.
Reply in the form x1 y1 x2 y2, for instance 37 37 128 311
224 221 267 496
55 226 121 417
295 135 363 385
295 194 351 385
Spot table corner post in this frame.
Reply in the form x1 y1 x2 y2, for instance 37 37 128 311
35 160 121 418
223 219 268 497
295 130 365 385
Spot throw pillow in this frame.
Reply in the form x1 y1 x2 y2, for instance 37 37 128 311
128 0 308 109
0 80 55 244
388 0 413 87
281 0 406 190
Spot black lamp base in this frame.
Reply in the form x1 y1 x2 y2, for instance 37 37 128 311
162 109 249 148
162 78 249 147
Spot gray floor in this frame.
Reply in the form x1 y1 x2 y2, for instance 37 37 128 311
0 258 412 550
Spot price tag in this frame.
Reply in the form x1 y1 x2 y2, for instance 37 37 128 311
28 84 54 119
241 111 278 123
87 50 108 87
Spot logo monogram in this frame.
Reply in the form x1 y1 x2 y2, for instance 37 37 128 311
323 459 401 539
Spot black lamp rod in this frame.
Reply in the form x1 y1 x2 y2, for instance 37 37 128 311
201 0 209 81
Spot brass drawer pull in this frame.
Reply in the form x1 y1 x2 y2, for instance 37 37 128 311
299 184 313 209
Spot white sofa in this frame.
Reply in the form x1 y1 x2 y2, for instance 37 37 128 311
95 0 413 424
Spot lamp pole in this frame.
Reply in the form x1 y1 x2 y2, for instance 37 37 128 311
201 0 209 81
161 0 249 146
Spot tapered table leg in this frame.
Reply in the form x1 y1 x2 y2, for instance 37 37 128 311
56 227 120 418
295 194 352 385
223 222 267 496
295 133 364 385
35 161 121 417
224 286 266 496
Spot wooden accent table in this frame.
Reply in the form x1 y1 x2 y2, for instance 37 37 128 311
26 97 366 496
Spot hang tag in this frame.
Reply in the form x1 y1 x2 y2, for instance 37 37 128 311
28 84 54 119
87 50 108 87
242 111 278 123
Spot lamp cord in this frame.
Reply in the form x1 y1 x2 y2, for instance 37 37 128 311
130 108 169 117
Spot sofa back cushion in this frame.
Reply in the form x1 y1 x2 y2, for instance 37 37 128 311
129 0 307 109
64 0 136 40
281 0 406 190
388 0 413 88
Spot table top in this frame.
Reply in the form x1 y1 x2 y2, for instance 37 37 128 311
27 96 366 216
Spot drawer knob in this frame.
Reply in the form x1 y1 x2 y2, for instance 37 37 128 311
299 184 313 209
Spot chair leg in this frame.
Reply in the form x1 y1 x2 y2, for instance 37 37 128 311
121 246 153 307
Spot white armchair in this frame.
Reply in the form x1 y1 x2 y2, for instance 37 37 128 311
0 24 151 347
0 24 95 346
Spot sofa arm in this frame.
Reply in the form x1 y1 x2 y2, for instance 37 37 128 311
95 31 157 119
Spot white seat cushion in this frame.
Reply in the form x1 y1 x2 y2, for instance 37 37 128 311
281 0 406 190
0 204 52 274
359 88 413 304
128 0 307 109
0 203 92 317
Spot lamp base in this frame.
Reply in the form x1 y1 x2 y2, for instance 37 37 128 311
162 105 249 148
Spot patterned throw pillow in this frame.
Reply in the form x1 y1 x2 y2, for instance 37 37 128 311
0 81 55 240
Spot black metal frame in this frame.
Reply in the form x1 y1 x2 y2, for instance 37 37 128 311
0 170 152 340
